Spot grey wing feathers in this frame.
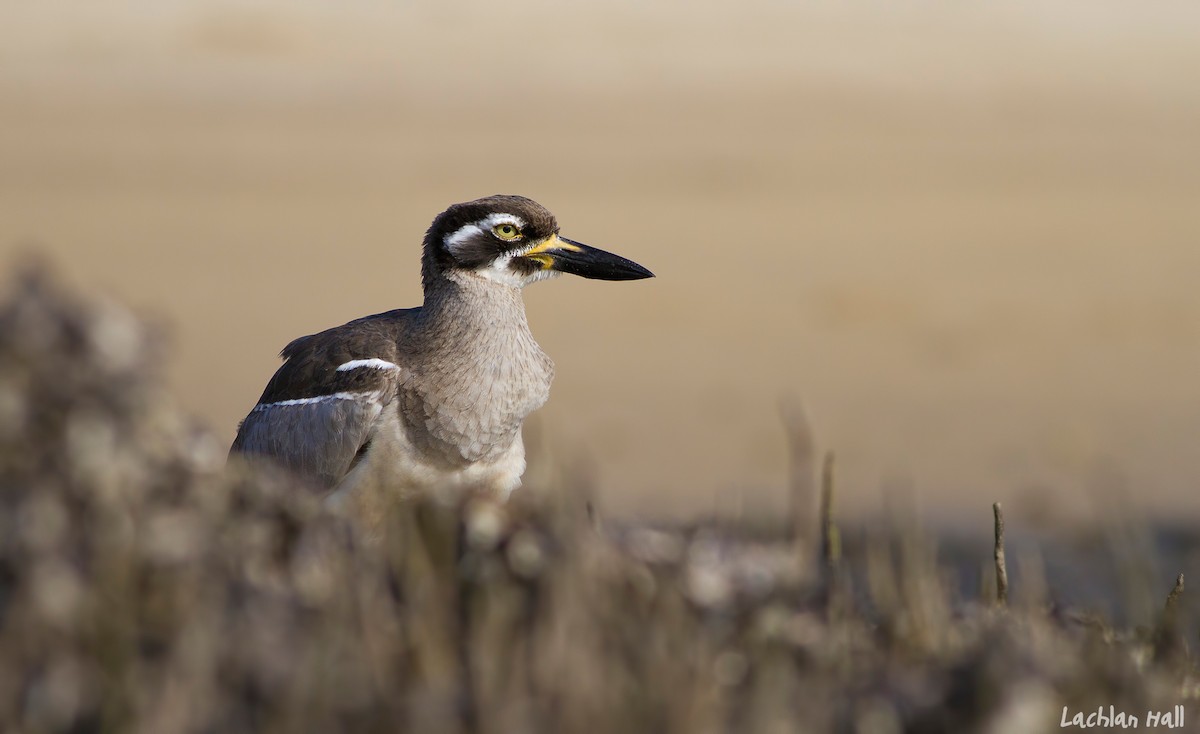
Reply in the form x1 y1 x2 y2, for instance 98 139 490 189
229 310 412 490
231 394 386 489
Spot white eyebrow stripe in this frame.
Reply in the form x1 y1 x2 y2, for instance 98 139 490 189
251 391 378 412
336 358 400 372
444 213 528 254
479 212 525 230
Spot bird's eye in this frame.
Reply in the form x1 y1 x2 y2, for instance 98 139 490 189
493 223 521 241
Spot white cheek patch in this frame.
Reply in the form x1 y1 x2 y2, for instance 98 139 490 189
444 213 528 259
475 259 561 288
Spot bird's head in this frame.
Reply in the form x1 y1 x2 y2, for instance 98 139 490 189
422 195 654 290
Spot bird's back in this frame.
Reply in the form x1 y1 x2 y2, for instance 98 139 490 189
230 309 417 489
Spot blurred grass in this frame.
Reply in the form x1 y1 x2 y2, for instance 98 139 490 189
1 264 1196 733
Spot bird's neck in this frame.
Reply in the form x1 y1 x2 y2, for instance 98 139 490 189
406 271 554 468
420 271 534 344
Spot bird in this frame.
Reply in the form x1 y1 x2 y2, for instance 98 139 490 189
229 195 653 518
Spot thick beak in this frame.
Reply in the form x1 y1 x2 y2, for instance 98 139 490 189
522 235 654 281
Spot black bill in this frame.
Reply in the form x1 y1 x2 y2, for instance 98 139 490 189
543 236 654 281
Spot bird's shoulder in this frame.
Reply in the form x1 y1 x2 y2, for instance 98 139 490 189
255 308 418 405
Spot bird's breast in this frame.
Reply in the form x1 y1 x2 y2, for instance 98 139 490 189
401 335 554 466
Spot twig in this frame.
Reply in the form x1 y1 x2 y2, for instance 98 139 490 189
993 503 1008 606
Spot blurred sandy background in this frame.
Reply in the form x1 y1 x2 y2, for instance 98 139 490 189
1 1 1197 524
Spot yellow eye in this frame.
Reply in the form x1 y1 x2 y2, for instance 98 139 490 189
493 223 521 241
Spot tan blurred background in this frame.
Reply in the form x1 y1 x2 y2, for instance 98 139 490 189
2 1 1198 524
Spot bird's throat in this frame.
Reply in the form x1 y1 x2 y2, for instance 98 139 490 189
406 272 555 465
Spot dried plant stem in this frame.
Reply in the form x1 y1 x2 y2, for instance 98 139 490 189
1154 573 1186 664
819 452 839 569
993 503 1009 606
1165 573 1184 608
780 398 816 545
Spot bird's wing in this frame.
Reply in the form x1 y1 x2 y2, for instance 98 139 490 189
229 311 412 490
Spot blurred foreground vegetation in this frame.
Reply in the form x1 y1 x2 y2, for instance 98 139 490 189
0 266 1196 734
